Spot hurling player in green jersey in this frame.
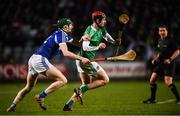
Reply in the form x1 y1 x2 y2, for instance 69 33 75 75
63 11 121 111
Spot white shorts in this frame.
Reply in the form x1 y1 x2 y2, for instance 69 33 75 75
76 60 103 74
28 54 53 75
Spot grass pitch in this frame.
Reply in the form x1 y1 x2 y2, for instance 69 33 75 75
0 81 180 115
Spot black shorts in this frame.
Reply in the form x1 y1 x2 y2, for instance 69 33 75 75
153 62 174 77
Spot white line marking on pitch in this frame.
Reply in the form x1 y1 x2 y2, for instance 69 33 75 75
157 99 175 104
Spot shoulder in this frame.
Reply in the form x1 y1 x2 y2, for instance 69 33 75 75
167 38 176 44
56 28 69 38
84 25 93 34
52 28 62 37
101 27 107 35
56 28 64 35
85 25 93 31
166 38 178 48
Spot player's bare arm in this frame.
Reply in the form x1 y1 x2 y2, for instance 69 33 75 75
164 49 180 64
59 43 90 63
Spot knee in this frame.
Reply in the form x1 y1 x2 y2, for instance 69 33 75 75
24 86 33 93
102 78 109 85
150 73 158 84
105 78 110 84
150 80 156 85
150 78 157 84
164 80 172 86
62 78 68 85
164 77 173 86
57 78 68 85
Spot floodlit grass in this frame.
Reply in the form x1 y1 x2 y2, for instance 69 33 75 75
0 81 180 115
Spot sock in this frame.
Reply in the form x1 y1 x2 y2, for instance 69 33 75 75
168 83 180 100
10 102 16 108
80 84 89 94
39 91 47 98
66 99 74 107
150 83 157 100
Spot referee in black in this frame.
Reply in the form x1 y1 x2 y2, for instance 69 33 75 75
143 25 180 104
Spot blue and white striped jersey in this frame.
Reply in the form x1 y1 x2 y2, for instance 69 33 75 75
35 28 73 60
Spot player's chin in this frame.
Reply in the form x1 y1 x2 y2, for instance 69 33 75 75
67 30 73 34
99 25 105 28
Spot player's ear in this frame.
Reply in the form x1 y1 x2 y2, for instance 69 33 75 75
62 25 68 31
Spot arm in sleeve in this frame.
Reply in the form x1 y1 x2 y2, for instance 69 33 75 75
103 33 115 44
82 41 99 51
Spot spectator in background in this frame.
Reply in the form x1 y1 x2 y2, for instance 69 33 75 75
1 0 180 64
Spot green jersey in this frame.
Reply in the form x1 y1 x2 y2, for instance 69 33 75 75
80 25 107 59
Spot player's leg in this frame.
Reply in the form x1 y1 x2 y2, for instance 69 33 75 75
65 69 109 109
69 67 109 105
78 61 109 93
143 72 158 103
7 72 38 112
164 76 180 104
74 63 109 104
73 69 109 106
63 72 90 111
164 64 180 104
64 69 109 111
44 65 67 94
35 65 67 110
63 61 109 111
85 69 109 89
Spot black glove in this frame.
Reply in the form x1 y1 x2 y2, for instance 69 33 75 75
114 39 121 46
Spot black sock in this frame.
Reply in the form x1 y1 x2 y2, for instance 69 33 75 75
168 83 180 100
150 83 157 100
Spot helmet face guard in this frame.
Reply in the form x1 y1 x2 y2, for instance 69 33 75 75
92 11 106 27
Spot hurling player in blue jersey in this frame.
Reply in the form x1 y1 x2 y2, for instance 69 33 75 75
7 18 90 112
